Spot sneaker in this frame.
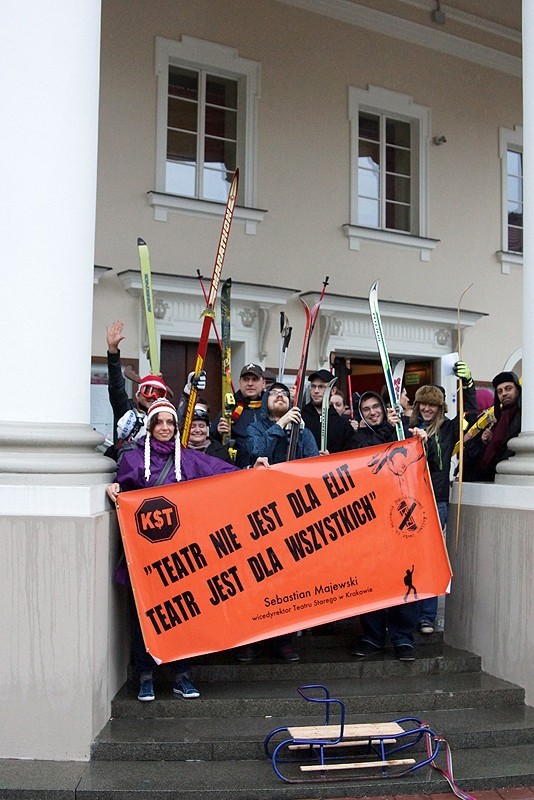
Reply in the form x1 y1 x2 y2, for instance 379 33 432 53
351 640 383 658
395 645 416 661
277 644 300 663
236 644 262 663
138 676 155 702
418 621 435 634
173 674 200 699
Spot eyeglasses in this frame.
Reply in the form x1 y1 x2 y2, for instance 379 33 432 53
139 385 167 400
269 389 290 398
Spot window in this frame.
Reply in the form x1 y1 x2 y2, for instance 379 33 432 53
166 65 238 202
498 126 523 273
505 149 523 253
357 112 412 233
152 36 263 231
346 86 436 261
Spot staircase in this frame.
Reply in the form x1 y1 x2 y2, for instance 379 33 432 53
4 624 534 799
86 624 534 799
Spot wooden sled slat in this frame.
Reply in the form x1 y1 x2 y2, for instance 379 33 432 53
288 737 397 750
300 757 417 772
288 722 404 739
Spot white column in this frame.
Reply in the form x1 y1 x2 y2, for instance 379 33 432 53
497 1 534 484
0 2 126 761
0 0 114 498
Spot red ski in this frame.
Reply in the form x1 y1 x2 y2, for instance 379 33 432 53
181 168 239 445
287 276 329 460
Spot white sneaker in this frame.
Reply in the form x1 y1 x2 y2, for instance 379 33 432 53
418 622 434 634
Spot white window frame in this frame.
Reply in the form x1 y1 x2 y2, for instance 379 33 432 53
151 36 263 233
497 125 523 274
345 85 437 261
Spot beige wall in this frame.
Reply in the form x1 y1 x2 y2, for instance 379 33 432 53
94 0 522 380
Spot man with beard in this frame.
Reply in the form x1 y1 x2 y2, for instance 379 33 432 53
247 382 319 464
465 371 521 482
301 369 357 453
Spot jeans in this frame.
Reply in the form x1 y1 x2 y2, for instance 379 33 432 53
132 609 190 676
418 501 448 625
360 600 419 649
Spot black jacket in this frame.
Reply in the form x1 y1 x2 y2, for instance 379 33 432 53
416 382 477 501
301 401 358 453
351 392 398 449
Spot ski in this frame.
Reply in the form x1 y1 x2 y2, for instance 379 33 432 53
181 168 239 446
137 238 161 375
220 278 236 461
287 276 329 461
320 376 338 451
368 280 404 441
278 312 292 382
392 359 405 408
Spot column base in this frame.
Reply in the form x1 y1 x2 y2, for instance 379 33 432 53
496 431 534 485
0 421 116 484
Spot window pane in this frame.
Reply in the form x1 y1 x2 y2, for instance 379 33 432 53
386 118 410 147
166 161 196 196
358 141 379 169
507 175 522 205
358 197 380 227
167 129 197 162
205 105 237 139
386 146 411 176
203 168 233 202
168 67 198 101
168 97 197 133
206 75 237 109
508 225 523 252
507 150 522 177
386 201 410 232
386 174 411 204
358 167 380 199
359 113 380 142
204 137 236 170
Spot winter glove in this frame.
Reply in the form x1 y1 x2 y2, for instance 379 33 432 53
116 409 144 441
184 370 207 395
453 361 473 388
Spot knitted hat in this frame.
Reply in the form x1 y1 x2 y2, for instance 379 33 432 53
144 399 181 483
414 385 446 408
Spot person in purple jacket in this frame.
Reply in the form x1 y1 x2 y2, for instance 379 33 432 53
107 397 239 702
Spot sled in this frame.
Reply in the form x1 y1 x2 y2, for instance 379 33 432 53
263 684 441 784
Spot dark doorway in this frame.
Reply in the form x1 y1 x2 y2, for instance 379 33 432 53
161 340 222 419
331 355 434 407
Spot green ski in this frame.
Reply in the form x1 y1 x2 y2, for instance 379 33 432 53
137 238 160 375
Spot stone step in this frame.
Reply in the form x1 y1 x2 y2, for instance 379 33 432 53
91 705 534 762
110 670 524 720
190 642 480 682
47 742 534 799
4 741 534 800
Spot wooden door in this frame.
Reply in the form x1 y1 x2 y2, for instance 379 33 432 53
160 340 222 419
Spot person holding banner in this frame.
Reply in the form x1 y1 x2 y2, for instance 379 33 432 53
247 382 319 464
107 397 239 702
352 391 427 660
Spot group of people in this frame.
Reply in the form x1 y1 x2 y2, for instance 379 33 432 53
104 321 522 699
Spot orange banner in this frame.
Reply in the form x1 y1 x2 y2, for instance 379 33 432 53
115 438 451 664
